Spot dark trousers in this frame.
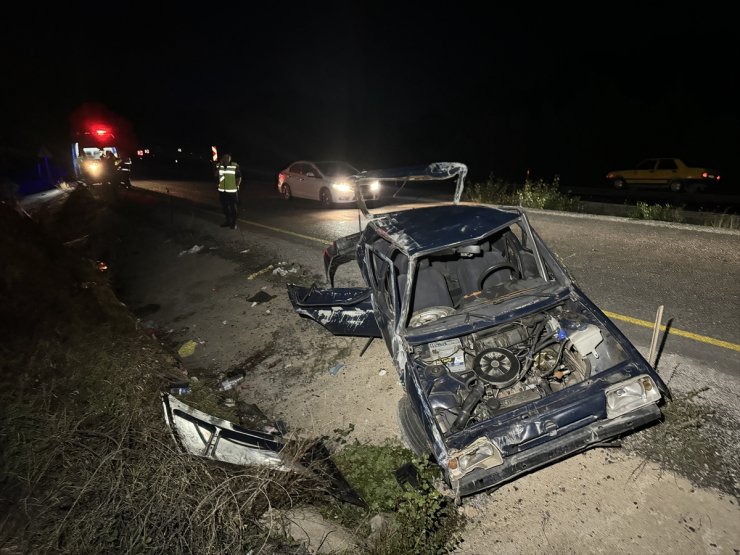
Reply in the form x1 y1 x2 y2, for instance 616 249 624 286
219 191 238 225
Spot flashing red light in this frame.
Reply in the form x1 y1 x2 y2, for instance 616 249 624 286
95 129 108 136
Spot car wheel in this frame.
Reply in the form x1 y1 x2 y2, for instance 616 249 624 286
397 396 433 457
612 178 625 190
319 187 333 208
669 180 683 192
281 183 291 200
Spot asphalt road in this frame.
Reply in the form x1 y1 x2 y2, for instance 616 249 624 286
130 178 740 378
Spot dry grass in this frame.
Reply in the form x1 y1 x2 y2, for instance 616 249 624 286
0 195 327 554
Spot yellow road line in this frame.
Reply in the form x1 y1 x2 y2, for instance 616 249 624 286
237 216 740 354
238 218 329 245
602 310 740 352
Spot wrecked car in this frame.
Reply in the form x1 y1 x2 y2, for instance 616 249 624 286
287 162 670 498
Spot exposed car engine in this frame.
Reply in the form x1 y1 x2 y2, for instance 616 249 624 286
412 302 626 436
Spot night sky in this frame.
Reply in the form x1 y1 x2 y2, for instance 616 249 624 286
2 4 737 184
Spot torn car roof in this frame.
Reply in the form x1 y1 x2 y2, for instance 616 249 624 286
370 204 520 257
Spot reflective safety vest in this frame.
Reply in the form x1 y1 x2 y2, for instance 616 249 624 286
217 163 240 192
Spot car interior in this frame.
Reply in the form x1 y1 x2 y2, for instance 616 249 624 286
391 228 548 325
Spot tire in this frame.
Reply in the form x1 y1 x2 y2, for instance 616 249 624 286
281 183 291 200
669 180 683 192
397 396 433 457
319 187 333 208
612 178 625 190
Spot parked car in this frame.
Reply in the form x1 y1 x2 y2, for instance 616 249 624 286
277 161 381 207
287 162 670 499
606 158 720 192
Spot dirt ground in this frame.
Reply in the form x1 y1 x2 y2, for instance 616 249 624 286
113 194 739 554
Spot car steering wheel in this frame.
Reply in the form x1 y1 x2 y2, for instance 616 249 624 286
477 263 521 290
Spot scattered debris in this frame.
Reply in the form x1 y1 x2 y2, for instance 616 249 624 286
178 245 204 256
272 264 299 277
219 373 245 391
169 383 191 396
240 248 250 254
251 302 257 307
247 264 274 280
96 260 108 272
161 394 365 506
222 398 236 408
329 362 345 376
222 320 228 325
378 368 387 376
246 290 276 304
178 340 198 358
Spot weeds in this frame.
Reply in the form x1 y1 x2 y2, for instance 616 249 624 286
465 175 581 212
628 202 685 223
329 440 463 554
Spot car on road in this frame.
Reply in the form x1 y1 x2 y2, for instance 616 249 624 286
277 161 381 207
606 158 720 192
288 162 670 499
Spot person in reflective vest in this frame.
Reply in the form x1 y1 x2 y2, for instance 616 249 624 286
215 153 242 229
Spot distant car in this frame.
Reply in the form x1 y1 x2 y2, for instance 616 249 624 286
277 161 381 207
288 162 670 499
606 158 720 192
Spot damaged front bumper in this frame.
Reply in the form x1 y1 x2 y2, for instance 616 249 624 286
452 403 661 496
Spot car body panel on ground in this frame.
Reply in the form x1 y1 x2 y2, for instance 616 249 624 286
606 157 720 192
277 160 381 207
287 162 669 498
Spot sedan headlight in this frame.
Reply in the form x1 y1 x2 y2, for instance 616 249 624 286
447 437 503 482
332 182 353 193
369 179 380 192
605 375 661 419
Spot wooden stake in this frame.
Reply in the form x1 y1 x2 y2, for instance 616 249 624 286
648 305 664 367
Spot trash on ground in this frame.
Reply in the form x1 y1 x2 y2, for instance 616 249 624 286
329 362 345 376
169 383 191 396
272 265 299 277
222 398 236 408
96 260 108 272
240 249 250 254
222 320 228 325
378 368 387 376
251 302 257 307
247 264 274 280
178 245 204 256
219 373 245 391
178 340 198 358
247 290 276 304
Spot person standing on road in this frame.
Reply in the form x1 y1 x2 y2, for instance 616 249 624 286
215 153 242 229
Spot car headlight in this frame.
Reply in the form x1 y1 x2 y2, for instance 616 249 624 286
605 375 661 418
332 182 353 193
447 437 503 482
369 180 380 192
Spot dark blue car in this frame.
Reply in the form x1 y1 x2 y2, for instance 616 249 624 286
288 163 669 498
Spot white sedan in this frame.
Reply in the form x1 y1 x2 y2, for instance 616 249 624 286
277 161 381 207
